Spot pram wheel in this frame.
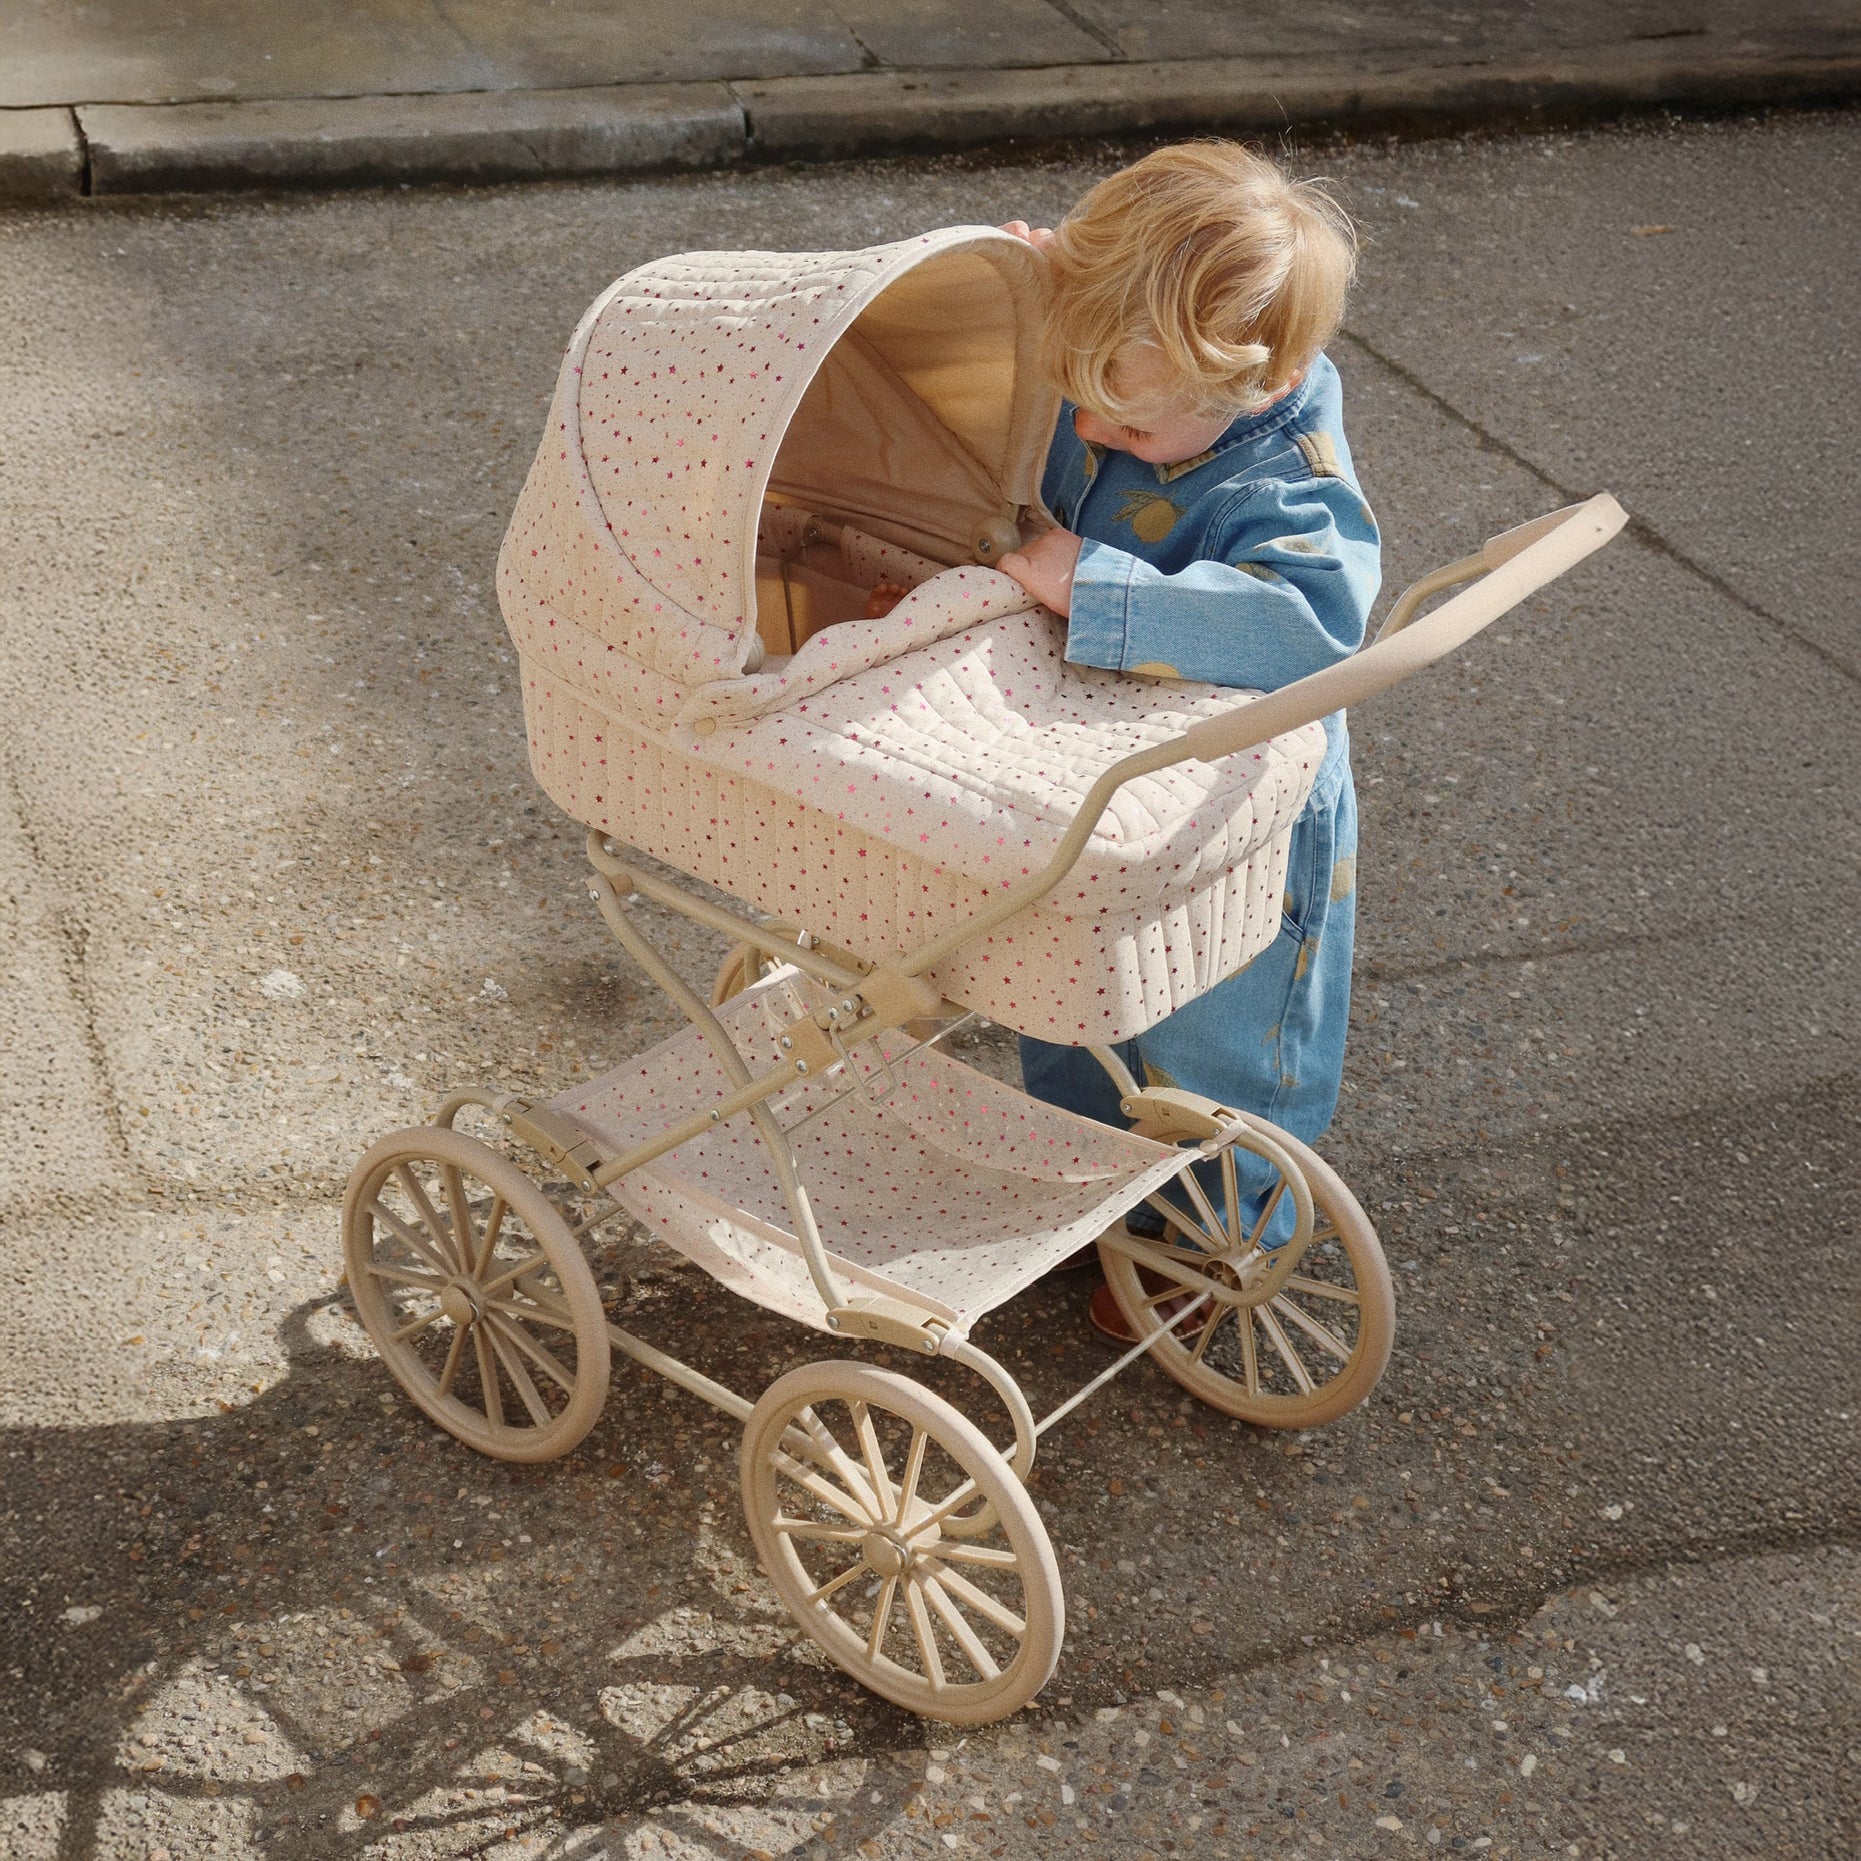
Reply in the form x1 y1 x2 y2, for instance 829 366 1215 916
1099 1127 1394 1429
342 1128 611 1462
741 1362 1063 1724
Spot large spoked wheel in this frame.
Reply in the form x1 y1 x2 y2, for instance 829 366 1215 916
342 1127 611 1462
741 1362 1063 1724
1099 1127 1394 1429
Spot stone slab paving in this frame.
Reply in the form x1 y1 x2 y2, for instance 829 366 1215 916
1 2 1857 195
5 2 1854 108
0 109 1856 1858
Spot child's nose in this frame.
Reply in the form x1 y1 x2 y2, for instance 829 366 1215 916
1072 407 1116 447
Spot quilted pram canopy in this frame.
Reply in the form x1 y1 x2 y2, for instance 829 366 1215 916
500 228 1059 692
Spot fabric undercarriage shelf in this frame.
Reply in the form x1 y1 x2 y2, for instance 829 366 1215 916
553 970 1187 1334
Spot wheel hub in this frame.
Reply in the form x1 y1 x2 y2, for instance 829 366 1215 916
860 1497 942 1578
861 1530 910 1578
439 1280 481 1328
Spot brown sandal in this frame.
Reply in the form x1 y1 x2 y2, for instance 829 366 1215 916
1087 1281 1137 1343
1088 1273 1200 1346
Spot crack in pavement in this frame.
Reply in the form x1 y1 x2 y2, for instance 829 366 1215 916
1338 326 1861 688
1360 918 1719 985
0 753 139 1178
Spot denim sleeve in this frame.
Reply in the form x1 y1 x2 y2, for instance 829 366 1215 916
1064 475 1382 691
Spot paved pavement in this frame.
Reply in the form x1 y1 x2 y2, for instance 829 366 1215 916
1 2 1858 195
1 108 1858 1859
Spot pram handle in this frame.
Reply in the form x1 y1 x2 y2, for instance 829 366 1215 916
898 493 1625 981
1175 491 1627 766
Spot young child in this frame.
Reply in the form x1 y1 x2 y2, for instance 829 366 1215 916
995 143 1378 1341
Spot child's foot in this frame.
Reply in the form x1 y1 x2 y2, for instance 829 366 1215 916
1087 1269 1201 1345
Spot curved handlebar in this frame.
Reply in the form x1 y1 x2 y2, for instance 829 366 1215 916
1176 492 1627 766
896 492 1626 981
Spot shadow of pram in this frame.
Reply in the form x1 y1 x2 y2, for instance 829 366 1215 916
0 1298 912 1860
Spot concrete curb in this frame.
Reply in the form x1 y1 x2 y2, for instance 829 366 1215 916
738 45 1861 158
78 83 742 196
0 107 84 200
1 40 1854 199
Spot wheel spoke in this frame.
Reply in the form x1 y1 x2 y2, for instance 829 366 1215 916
1247 1177 1289 1252
395 1164 457 1266
907 1475 982 1536
849 1402 894 1517
894 1426 929 1527
474 1323 505 1429
484 1321 553 1428
920 1575 1001 1681
1188 1302 1229 1364
1255 1301 1316 1394
441 1165 477 1275
368 1199 454 1278
1131 1272 1205 1317
487 1294 577 1331
902 1576 946 1690
479 1251 549 1296
772 1515 867 1545
1283 1272 1360 1305
770 1449 873 1528
390 1306 444 1344
788 1406 883 1519
803 1560 867 1607
471 1195 508 1277
866 1573 900 1661
1237 1305 1260 1394
925 1563 1025 1639
929 1541 1019 1570
1144 1192 1221 1254
437 1325 469 1397
487 1312 578 1393
365 1261 448 1291
1105 1230 1222 1271
1178 1169 1229 1245
1270 1294 1352 1363
1222 1147 1244 1249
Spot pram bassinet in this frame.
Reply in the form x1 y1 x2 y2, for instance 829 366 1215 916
498 227 1328 1043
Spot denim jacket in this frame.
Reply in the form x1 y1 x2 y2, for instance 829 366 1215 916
1045 352 1381 787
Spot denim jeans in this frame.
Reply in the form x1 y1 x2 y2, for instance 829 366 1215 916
1020 760 1357 1249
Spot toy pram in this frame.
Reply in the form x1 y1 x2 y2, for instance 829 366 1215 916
342 228 1625 1723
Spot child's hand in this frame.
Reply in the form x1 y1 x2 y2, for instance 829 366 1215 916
997 528 1082 617
999 220 1056 253
863 582 908 619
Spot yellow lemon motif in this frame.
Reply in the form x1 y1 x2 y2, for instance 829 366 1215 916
1114 490 1184 544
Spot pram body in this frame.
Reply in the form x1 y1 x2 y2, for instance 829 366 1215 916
499 229 1324 1043
343 228 1625 1723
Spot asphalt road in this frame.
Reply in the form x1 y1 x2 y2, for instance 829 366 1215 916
0 108 1856 1861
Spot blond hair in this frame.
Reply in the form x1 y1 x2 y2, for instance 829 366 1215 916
1041 142 1357 421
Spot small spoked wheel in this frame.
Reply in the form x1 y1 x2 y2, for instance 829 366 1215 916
741 1362 1063 1724
1099 1127 1394 1428
342 1127 610 1462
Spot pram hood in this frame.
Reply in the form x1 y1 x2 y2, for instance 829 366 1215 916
499 228 1058 702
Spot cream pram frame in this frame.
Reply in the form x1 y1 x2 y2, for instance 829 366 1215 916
341 231 1626 1723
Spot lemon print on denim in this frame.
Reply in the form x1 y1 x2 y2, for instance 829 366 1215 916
1115 490 1184 543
